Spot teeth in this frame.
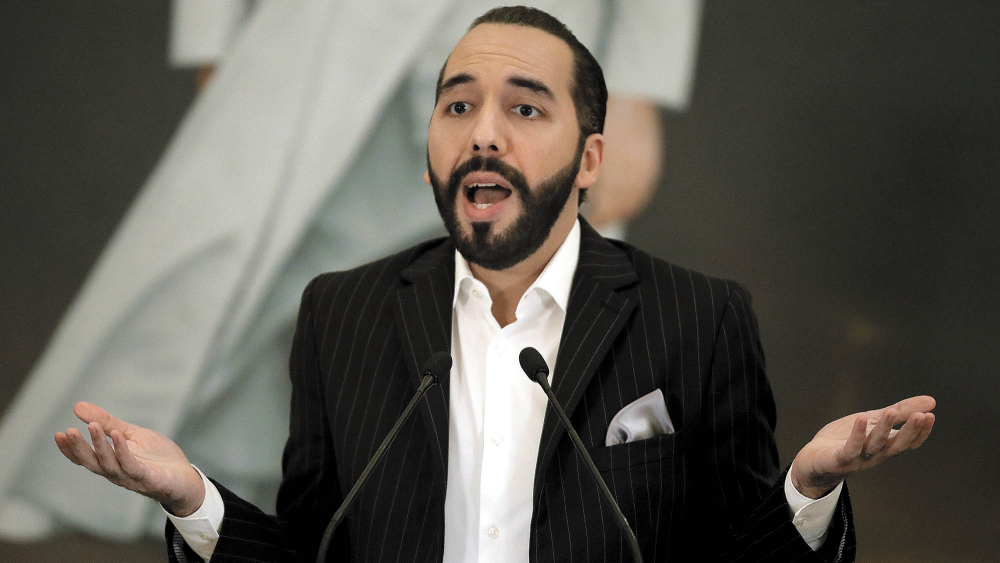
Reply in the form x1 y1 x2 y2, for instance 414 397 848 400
473 202 492 209
469 182 499 188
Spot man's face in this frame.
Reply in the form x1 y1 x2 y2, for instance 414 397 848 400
425 23 598 271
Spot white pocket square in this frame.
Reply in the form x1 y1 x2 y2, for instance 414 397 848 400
605 389 675 446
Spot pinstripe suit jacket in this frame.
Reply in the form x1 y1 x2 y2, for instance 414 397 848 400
167 219 855 562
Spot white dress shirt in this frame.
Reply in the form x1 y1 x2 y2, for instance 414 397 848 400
168 219 841 559
442 221 581 562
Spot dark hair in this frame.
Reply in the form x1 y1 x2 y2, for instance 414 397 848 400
435 6 608 139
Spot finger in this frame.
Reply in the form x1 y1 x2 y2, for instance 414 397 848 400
74 402 132 435
55 432 82 466
909 412 935 449
840 415 869 461
110 430 148 483
65 427 103 474
882 412 926 456
863 407 897 457
891 395 936 418
89 423 124 478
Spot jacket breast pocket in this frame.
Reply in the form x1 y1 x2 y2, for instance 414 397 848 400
589 431 684 473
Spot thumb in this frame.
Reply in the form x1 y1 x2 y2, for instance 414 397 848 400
73 402 131 434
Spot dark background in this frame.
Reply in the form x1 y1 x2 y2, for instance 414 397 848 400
2 1 997 561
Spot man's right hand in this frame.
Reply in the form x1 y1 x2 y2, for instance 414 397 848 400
54 401 206 517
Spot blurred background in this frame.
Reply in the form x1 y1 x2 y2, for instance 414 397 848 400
2 1 997 561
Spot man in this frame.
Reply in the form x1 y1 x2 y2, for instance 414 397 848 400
55 7 935 562
0 1 699 540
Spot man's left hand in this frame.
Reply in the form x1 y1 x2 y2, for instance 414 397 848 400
791 395 936 499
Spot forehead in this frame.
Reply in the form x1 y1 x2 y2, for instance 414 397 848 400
442 23 574 97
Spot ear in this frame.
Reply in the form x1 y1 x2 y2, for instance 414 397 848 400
423 170 431 185
573 133 604 189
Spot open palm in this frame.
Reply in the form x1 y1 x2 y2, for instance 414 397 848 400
54 401 205 516
791 395 936 499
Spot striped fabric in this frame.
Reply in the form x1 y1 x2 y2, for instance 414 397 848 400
167 218 855 562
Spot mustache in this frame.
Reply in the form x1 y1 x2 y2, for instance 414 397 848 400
446 156 530 201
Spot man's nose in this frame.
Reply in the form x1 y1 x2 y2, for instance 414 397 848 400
469 104 507 155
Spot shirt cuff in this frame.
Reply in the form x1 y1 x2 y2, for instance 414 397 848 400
162 465 225 562
169 0 246 67
784 464 843 551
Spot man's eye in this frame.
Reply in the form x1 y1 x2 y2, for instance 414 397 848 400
513 104 540 118
448 101 470 115
512 104 540 118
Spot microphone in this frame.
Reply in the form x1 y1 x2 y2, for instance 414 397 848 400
519 347 645 563
316 351 452 563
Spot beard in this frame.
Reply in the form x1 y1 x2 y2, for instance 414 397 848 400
428 147 583 271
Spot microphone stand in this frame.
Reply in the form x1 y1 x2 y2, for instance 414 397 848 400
521 347 645 563
315 357 445 563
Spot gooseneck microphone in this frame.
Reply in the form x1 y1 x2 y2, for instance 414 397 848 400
316 351 452 563
519 347 645 563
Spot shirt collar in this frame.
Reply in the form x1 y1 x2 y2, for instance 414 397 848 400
452 218 581 312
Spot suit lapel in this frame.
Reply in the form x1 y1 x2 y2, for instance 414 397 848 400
393 239 455 477
533 220 639 497
388 222 639 501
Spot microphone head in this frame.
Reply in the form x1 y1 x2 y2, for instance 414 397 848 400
519 347 549 383
421 351 453 384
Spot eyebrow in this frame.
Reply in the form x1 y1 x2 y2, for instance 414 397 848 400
507 75 553 100
438 72 554 100
439 72 475 95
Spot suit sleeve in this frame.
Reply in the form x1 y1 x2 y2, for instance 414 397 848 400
703 284 856 562
165 276 349 562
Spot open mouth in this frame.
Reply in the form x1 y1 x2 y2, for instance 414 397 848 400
465 183 513 210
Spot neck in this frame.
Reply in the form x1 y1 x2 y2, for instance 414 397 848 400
469 205 578 327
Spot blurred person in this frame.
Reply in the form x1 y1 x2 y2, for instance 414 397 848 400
0 0 701 541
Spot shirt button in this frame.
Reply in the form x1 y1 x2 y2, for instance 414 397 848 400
472 288 483 299
487 525 499 539
794 518 805 526
490 434 503 446
199 533 212 541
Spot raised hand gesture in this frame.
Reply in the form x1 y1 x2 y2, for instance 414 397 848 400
54 401 205 516
791 395 936 499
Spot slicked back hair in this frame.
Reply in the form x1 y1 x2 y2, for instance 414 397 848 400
435 6 608 140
